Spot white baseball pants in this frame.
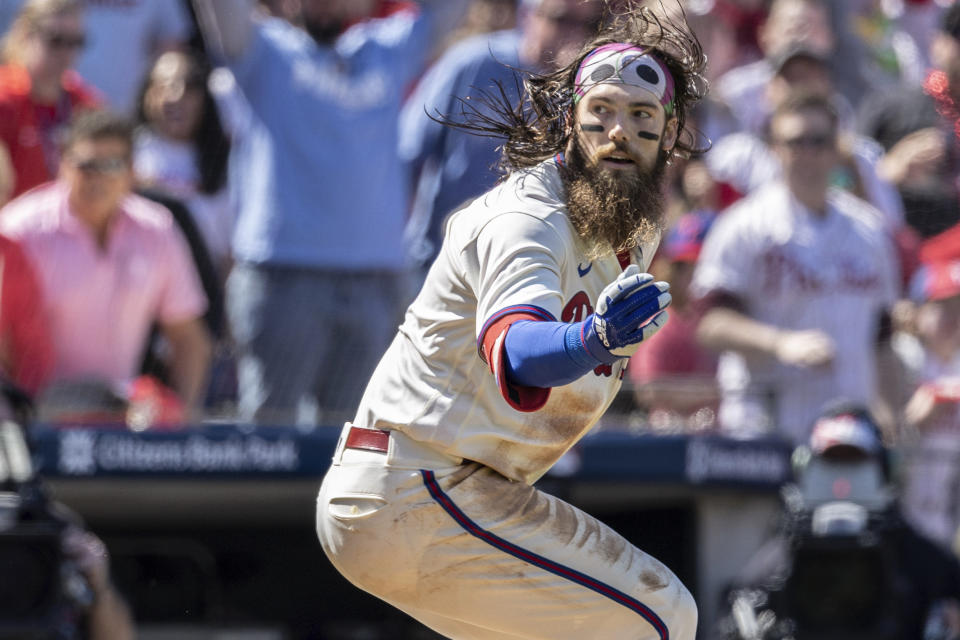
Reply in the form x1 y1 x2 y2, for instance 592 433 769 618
316 425 697 639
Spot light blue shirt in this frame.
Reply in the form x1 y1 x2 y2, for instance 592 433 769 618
399 30 524 271
228 12 432 269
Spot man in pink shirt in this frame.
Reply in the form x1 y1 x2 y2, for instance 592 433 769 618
0 110 211 414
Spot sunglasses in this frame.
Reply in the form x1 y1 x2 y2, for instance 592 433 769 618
69 156 129 174
39 30 87 50
774 133 835 150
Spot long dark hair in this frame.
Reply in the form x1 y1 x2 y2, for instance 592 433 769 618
135 48 230 195
443 3 709 173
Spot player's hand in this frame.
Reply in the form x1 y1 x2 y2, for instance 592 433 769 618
773 329 835 368
583 265 671 362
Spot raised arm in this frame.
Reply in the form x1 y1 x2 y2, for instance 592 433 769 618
191 0 257 61
417 0 470 51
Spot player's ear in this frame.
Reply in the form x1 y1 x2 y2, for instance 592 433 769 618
662 117 679 152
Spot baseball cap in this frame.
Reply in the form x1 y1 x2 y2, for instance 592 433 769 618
910 258 960 302
662 210 715 263
768 43 828 75
809 409 883 460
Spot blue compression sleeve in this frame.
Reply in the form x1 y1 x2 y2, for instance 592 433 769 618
503 319 616 388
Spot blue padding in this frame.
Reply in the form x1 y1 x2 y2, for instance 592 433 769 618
504 320 611 387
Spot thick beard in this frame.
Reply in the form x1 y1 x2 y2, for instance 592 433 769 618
560 137 667 260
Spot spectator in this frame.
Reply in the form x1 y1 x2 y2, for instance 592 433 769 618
629 210 719 432
712 0 836 137
706 43 917 285
134 49 233 276
191 0 469 427
693 91 901 445
707 46 862 202
0 0 101 199
895 254 960 550
845 0 928 91
0 110 211 417
75 0 194 116
399 0 603 279
0 234 53 396
859 2 960 240
438 0 519 56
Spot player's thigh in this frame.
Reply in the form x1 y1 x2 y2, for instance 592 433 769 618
317 461 450 602
410 466 697 640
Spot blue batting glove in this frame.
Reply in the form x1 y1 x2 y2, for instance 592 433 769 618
581 265 671 362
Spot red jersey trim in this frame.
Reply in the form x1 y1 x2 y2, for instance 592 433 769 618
482 312 551 413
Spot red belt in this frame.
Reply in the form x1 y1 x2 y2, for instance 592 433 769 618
345 426 390 453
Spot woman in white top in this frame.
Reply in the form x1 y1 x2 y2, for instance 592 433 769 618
134 49 233 276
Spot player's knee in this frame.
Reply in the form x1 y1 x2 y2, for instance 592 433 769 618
664 584 698 640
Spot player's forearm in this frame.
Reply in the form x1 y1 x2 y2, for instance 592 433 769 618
696 307 783 357
503 320 606 388
192 0 256 61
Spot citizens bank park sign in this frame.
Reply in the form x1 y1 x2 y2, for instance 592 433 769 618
44 427 332 477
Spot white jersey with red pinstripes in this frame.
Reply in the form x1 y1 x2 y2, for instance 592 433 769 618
353 158 658 484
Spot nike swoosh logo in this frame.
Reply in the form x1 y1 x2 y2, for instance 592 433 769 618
577 262 592 277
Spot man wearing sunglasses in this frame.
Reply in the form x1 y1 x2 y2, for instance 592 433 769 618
0 110 212 419
692 90 900 446
0 0 101 199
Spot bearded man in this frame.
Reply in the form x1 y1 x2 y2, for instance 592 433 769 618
316 6 708 639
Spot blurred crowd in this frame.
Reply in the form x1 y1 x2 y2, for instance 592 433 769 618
1 0 960 552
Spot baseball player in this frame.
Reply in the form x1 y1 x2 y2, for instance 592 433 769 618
316 7 708 639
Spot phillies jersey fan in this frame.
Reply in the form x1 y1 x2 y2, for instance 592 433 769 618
316 6 708 639
693 91 900 446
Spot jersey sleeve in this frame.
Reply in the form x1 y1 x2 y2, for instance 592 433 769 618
473 211 566 340
471 211 566 412
226 20 277 99
360 9 431 89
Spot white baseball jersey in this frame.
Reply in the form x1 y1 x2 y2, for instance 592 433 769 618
692 182 899 444
353 158 657 484
319 158 697 640
894 333 960 547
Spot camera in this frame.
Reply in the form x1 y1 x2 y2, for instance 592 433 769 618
761 501 905 639
719 406 960 640
0 386 93 640
723 454 906 640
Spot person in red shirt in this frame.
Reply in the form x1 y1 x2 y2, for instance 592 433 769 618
629 210 720 431
0 0 100 199
0 233 53 395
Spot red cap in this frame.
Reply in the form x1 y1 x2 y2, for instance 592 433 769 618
662 210 716 263
913 259 960 302
810 413 882 457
